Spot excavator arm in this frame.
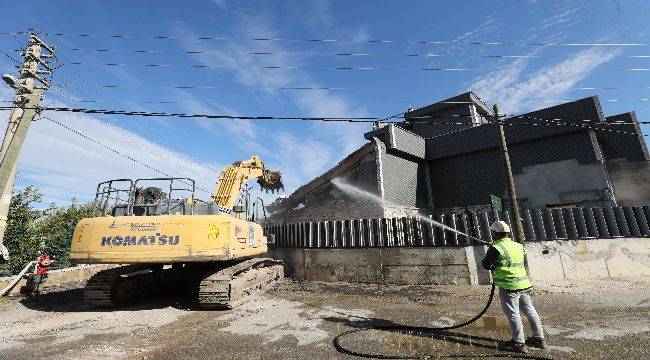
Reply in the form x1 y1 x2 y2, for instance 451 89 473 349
211 155 283 209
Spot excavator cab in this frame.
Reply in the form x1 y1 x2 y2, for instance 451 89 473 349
96 177 197 217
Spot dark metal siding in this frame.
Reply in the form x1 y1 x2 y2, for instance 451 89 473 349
429 130 603 208
602 112 650 162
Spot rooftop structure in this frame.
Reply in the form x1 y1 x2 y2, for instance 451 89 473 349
267 92 650 224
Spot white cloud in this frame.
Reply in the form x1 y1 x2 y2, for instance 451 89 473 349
271 132 333 189
469 47 622 113
0 87 218 205
211 0 228 9
307 0 333 27
172 15 371 194
538 1 582 30
451 15 497 43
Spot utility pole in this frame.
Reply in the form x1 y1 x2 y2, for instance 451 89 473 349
0 33 54 259
493 104 526 244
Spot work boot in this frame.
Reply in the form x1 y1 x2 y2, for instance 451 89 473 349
498 340 528 354
527 336 547 349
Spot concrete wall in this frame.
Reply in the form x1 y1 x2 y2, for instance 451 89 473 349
268 247 478 285
525 238 650 281
0 264 116 295
515 159 613 208
268 238 649 285
606 158 650 206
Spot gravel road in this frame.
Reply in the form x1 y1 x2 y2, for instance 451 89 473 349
0 277 648 359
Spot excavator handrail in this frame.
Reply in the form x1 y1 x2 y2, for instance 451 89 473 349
133 177 196 215
95 179 134 216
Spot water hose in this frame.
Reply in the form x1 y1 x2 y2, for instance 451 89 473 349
332 282 552 359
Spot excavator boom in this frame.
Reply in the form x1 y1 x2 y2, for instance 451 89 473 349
211 155 283 209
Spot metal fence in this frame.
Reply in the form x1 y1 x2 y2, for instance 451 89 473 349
265 205 650 248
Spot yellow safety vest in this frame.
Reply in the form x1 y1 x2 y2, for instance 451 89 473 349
491 237 532 290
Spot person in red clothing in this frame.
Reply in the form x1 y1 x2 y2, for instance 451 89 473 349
32 253 53 294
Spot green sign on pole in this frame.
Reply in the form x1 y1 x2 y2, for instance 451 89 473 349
490 194 502 218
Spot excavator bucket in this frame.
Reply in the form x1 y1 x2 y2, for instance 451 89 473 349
257 169 284 193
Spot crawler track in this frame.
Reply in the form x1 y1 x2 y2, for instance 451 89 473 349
198 258 283 309
83 265 157 307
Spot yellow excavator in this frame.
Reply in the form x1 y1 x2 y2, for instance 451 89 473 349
69 155 284 309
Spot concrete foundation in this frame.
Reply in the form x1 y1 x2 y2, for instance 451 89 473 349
2 238 646 293
268 238 650 285
0 264 117 295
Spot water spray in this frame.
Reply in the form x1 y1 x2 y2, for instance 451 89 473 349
331 178 491 246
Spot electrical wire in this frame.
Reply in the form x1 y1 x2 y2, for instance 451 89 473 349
44 98 220 183
7 30 649 48
59 61 479 72
2 105 648 130
46 60 650 72
0 105 502 123
23 46 650 62
51 83 348 91
42 116 213 195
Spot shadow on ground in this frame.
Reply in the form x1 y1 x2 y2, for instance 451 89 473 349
17 283 208 313
324 316 554 359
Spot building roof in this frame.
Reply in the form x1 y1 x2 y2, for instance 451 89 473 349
426 96 605 160
404 91 493 120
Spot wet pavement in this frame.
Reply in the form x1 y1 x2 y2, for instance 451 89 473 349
0 277 648 359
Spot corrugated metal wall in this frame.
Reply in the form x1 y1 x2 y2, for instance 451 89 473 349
265 205 650 248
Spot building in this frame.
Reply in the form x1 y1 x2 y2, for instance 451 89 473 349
267 92 650 224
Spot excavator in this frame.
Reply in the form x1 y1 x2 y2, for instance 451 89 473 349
68 155 284 309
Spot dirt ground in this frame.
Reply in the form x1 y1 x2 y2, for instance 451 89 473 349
0 277 648 360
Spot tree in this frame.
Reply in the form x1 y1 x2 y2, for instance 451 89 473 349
0 187 99 276
34 199 99 270
0 186 43 276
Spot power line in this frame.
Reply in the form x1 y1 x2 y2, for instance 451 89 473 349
10 95 650 107
49 84 219 178
42 116 214 195
47 82 650 94
23 47 650 61
59 61 479 72
0 105 384 122
1 104 647 127
7 30 649 47
0 105 646 125
50 83 348 91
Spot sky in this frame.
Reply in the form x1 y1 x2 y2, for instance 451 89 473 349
0 0 649 206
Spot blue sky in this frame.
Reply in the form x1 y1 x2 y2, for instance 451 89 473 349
0 0 649 205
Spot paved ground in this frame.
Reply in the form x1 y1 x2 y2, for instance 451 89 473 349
0 277 648 359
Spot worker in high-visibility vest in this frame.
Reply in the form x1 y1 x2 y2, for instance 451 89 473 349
482 221 546 354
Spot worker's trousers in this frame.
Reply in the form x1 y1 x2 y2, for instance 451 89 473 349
498 288 544 344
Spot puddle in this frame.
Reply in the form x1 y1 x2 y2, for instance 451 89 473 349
468 316 510 330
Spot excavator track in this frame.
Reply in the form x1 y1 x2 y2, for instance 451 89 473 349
83 265 158 307
198 258 283 309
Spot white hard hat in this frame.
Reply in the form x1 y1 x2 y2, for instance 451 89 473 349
490 220 511 233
